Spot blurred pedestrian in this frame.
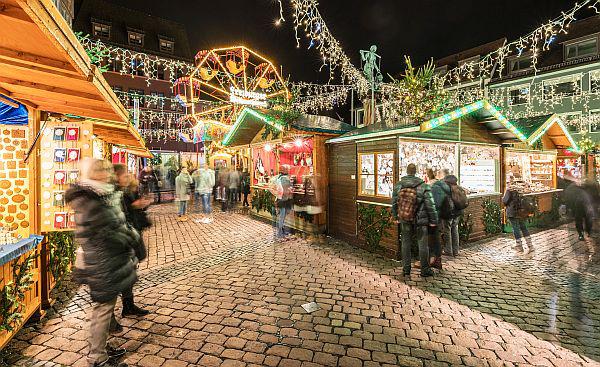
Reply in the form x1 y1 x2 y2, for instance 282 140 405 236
270 165 294 239
66 159 138 367
228 168 241 210
175 168 193 221
565 179 595 240
241 169 251 207
442 170 465 257
219 166 230 212
113 165 151 317
193 163 215 223
503 174 534 252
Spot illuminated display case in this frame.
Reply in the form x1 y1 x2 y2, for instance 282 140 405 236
506 150 557 193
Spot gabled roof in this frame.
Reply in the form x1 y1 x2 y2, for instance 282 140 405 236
222 108 352 147
328 100 580 152
435 38 507 69
73 0 193 61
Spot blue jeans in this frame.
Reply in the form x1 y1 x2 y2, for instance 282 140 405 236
178 200 188 215
400 223 429 274
276 206 290 237
201 193 211 214
509 217 529 240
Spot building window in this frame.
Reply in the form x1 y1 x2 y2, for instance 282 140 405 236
560 112 584 133
591 71 600 94
159 38 175 54
92 22 110 39
508 85 530 106
591 111 600 132
131 58 144 77
129 89 145 107
565 38 598 60
509 55 533 74
359 152 394 198
433 65 448 76
156 64 165 80
543 75 581 100
128 31 144 47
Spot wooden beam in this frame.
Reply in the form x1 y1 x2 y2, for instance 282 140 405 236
0 76 103 101
0 94 19 108
0 84 37 109
477 118 497 124
490 129 510 135
0 46 77 75
0 2 31 23
0 57 86 80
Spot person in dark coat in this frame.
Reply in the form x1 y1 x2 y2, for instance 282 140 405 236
241 169 251 207
392 164 438 277
427 169 447 270
65 159 137 367
114 164 152 319
502 175 533 252
442 172 463 256
564 179 595 240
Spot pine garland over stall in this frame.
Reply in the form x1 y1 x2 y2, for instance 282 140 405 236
0 252 38 332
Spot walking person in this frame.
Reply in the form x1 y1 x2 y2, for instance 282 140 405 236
218 166 230 212
193 163 215 223
228 168 241 211
428 169 450 270
66 159 138 367
241 169 251 207
392 163 438 278
503 175 534 252
270 165 294 239
565 178 595 241
442 171 465 257
113 165 151 316
175 168 193 221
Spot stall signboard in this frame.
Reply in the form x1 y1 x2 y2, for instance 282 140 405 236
0 126 31 242
459 145 500 195
40 120 94 232
230 87 268 108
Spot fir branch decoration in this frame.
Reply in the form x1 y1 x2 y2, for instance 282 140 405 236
358 204 393 250
47 231 76 285
458 213 474 243
0 252 38 332
251 189 276 216
482 199 502 235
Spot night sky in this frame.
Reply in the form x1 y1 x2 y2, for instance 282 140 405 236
106 0 580 83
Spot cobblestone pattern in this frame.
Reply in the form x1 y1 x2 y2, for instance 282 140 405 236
3 204 599 367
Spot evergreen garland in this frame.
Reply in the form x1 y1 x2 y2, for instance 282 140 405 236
357 204 393 250
0 252 38 332
482 199 502 235
47 231 76 285
251 189 276 216
458 213 474 243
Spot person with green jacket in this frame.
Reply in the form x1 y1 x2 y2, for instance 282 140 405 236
392 164 439 277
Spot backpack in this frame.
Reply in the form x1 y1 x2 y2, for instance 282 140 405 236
397 183 422 222
439 192 455 220
450 185 469 210
515 192 535 219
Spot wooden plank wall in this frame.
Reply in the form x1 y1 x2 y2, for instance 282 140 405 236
327 142 358 244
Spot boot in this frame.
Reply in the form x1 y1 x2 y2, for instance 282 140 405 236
107 345 127 358
524 236 533 253
109 314 122 334
430 256 442 270
122 296 150 317
513 239 524 253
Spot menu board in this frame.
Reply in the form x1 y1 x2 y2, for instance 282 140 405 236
398 141 456 180
460 145 500 194
40 120 95 232
0 126 31 243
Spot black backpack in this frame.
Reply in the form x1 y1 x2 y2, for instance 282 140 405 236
439 188 455 220
515 192 535 219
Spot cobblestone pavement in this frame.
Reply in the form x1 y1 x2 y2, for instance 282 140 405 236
3 203 599 367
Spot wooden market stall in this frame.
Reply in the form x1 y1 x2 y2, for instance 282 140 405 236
327 100 579 258
0 0 148 347
223 107 353 233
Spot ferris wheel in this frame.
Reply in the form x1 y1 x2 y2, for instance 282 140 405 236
174 46 290 140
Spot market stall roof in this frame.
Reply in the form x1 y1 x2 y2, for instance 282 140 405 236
223 108 353 147
327 100 579 150
512 114 579 150
0 0 146 149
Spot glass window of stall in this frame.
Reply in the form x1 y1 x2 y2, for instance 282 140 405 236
459 144 501 195
359 152 394 198
505 150 556 193
278 138 315 193
398 140 457 183
252 144 278 186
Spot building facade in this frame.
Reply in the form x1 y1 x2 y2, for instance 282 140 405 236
73 0 197 152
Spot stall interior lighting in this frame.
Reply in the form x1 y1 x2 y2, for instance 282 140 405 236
222 108 285 146
294 138 304 147
264 143 273 152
